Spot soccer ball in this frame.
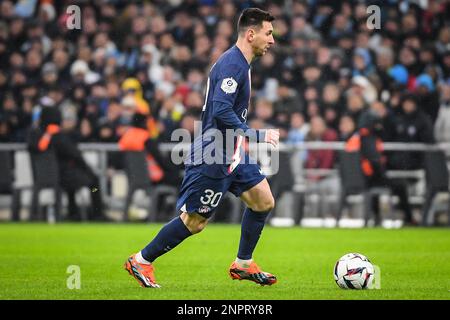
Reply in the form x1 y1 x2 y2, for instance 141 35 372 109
333 253 374 289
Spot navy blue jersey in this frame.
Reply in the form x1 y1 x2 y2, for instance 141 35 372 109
186 45 263 178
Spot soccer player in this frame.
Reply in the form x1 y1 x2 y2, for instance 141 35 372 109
124 8 279 288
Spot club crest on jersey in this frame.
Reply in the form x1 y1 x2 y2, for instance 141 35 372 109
221 77 237 94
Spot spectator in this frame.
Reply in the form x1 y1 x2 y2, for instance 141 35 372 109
390 94 435 170
252 98 277 127
70 59 100 86
304 116 337 177
0 115 11 142
350 75 377 104
287 111 309 164
388 64 409 89
441 50 450 83
434 83 450 155
345 94 366 124
178 110 199 141
321 82 343 114
345 103 415 226
414 73 440 123
337 114 355 141
370 100 397 142
304 115 339 217
0 0 448 225
121 77 159 138
27 107 106 221
41 62 59 91
273 84 303 115
24 49 43 85
51 49 71 84
287 112 310 145
352 47 375 78
0 2 447 148
78 117 97 142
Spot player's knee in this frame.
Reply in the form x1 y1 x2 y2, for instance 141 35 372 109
181 212 208 234
190 220 208 234
189 217 208 234
265 196 276 212
254 195 275 212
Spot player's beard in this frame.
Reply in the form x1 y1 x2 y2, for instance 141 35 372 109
253 46 266 58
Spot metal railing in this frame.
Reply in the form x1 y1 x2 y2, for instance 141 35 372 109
2 141 449 185
1 141 449 221
2 141 450 152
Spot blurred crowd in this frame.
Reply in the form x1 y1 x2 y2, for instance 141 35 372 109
0 0 450 175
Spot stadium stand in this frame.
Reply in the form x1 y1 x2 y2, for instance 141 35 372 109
0 0 449 226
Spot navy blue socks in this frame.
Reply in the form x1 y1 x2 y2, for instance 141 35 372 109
141 216 192 262
140 208 270 263
237 208 270 260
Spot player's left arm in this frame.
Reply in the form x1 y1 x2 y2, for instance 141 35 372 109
213 101 279 147
212 64 279 147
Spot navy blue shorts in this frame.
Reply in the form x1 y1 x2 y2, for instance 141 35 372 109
176 164 265 218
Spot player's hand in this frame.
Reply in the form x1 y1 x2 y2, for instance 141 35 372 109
264 129 280 147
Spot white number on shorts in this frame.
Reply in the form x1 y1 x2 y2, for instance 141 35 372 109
200 189 223 207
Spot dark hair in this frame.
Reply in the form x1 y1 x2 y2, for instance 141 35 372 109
132 112 148 129
40 107 61 130
237 8 275 34
400 93 418 106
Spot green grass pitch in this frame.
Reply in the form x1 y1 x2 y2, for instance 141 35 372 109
0 223 449 300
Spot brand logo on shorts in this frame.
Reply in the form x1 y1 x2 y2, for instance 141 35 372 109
198 205 211 214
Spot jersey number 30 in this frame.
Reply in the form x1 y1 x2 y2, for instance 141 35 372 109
200 189 223 207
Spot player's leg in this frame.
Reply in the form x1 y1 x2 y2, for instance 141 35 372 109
139 211 207 261
140 213 196 260
124 212 208 288
228 165 277 285
139 170 225 263
124 212 194 288
237 178 274 262
124 167 226 287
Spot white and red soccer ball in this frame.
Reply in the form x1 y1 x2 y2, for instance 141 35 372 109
334 253 375 289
